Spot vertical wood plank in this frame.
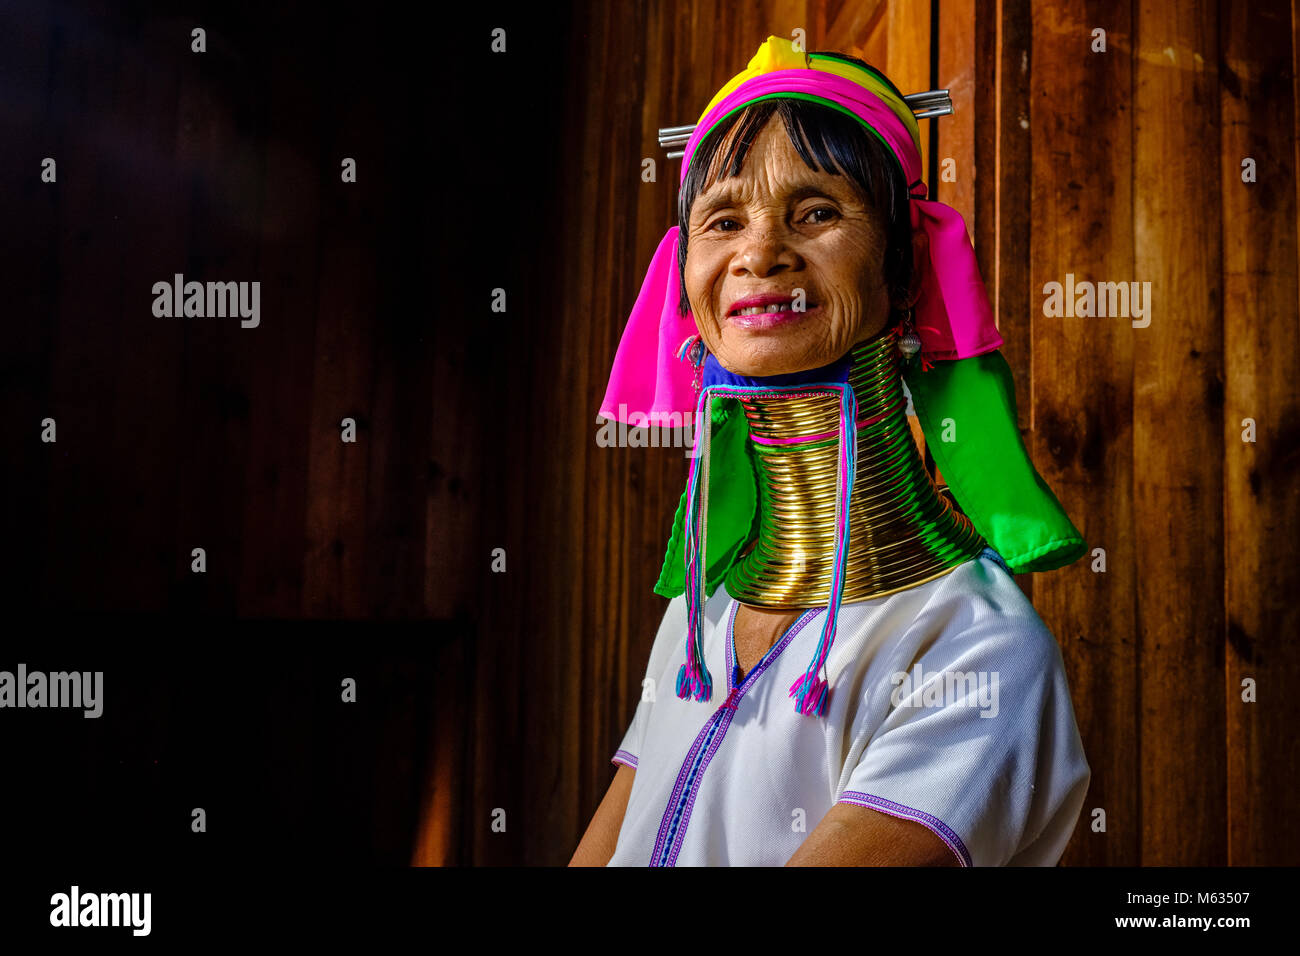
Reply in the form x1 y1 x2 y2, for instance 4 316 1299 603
988 1 1033 408
1133 0 1226 864
1030 0 1139 866
825 0 887 51
937 0 976 230
236 12 320 617
886 0 933 168
300 23 379 620
970 0 1037 607
1221 0 1300 865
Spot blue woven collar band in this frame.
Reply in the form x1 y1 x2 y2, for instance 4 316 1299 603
701 349 852 390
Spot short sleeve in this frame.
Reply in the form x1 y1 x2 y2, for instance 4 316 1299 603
839 604 1090 867
610 594 690 771
612 703 648 770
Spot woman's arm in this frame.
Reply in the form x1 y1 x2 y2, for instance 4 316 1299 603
785 802 963 866
568 764 636 866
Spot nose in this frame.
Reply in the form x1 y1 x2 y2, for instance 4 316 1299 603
732 218 799 277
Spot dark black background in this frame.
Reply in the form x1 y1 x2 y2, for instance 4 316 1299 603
0 0 568 866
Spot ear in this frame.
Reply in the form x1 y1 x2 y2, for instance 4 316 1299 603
894 229 929 311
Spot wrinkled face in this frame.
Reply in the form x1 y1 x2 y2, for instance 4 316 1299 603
684 114 895 377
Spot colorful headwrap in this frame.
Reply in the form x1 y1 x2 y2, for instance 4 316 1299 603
599 36 1004 425
598 36 1086 717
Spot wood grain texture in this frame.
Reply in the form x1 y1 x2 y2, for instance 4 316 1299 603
887 0 933 167
1221 0 1300 865
1133 0 1228 865
961 0 1038 600
937 0 976 232
1028 0 1140 867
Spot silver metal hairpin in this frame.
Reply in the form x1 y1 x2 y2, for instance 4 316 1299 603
658 89 952 159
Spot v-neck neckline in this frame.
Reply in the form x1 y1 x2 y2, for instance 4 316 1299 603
725 599 822 693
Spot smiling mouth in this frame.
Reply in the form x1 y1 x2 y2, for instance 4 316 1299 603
726 304 821 330
727 302 817 316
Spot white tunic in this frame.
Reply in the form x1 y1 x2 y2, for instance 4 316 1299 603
607 547 1090 867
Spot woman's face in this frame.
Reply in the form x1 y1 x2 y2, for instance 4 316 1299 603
685 114 897 377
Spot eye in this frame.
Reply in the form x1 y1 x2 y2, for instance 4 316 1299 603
710 217 742 232
804 206 839 224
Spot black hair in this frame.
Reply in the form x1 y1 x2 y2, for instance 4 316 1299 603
676 52 915 324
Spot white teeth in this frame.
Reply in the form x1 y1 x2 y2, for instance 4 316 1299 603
735 303 793 316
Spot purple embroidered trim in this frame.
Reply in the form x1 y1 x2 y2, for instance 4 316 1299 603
837 791 972 867
725 599 742 691
649 602 741 865
649 707 715 864
651 604 822 867
611 750 638 770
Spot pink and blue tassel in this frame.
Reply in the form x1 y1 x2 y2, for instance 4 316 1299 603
678 384 715 703
787 382 858 717
678 380 858 718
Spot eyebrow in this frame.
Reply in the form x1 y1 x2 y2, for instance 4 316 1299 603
693 182 847 219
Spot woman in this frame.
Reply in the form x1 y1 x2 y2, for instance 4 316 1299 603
571 36 1090 867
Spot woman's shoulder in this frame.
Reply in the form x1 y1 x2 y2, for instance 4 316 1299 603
899 547 1070 679
824 546 1067 685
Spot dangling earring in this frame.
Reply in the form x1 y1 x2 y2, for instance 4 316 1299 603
896 307 921 360
677 333 708 395
895 307 933 372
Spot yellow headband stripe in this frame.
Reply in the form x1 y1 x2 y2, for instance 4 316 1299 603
696 37 920 153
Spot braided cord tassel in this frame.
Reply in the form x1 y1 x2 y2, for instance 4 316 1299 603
788 382 859 716
677 386 715 703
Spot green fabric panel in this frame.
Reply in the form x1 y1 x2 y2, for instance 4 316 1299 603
653 398 759 599
904 350 1087 573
